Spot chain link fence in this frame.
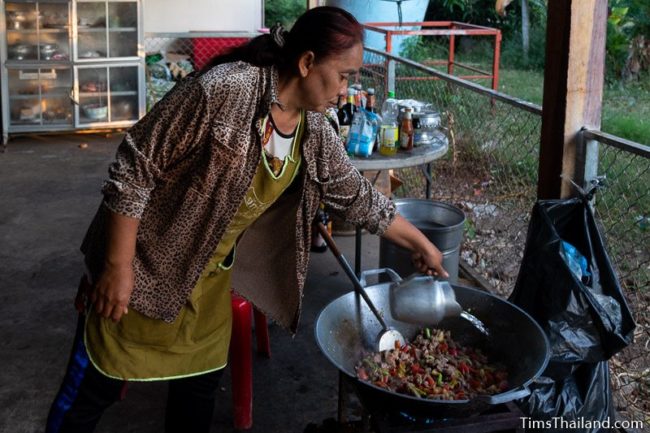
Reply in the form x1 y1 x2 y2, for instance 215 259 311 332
584 130 650 426
142 34 649 426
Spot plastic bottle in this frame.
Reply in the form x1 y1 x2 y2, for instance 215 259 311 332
346 107 381 158
380 90 399 123
379 91 399 156
365 88 382 152
561 241 591 283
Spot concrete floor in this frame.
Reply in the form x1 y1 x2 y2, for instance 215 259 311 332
0 133 385 433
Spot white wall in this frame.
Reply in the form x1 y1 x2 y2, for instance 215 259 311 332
143 0 263 33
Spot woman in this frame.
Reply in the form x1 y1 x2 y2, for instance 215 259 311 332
46 7 447 433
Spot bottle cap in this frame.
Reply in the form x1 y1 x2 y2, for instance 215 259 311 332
387 90 395 98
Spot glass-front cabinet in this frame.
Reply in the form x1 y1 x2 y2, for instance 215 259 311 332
1 0 144 143
76 0 138 60
75 64 139 126
7 66 73 127
4 1 71 62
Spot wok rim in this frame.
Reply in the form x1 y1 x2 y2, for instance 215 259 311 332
314 283 551 406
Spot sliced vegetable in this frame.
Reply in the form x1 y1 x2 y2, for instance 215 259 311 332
355 328 508 401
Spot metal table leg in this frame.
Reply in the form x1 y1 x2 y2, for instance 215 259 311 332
422 162 433 199
354 170 383 276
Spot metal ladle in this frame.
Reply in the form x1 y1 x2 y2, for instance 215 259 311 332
316 222 405 352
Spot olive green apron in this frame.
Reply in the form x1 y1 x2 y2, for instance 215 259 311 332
85 112 304 380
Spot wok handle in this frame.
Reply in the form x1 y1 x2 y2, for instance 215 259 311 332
359 268 403 288
473 386 530 405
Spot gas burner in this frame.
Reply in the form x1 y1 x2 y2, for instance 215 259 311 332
306 402 524 433
371 404 524 433
397 412 444 425
332 373 525 433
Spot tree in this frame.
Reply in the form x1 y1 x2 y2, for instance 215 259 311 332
264 0 306 28
496 0 531 61
521 0 530 62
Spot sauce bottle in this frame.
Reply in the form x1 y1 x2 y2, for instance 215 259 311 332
399 107 414 151
337 88 356 144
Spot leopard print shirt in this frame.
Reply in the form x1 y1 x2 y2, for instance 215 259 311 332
81 62 396 330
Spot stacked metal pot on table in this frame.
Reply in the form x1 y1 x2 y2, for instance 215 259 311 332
396 104 443 147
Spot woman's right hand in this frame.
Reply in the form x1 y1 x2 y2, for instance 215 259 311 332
90 262 134 322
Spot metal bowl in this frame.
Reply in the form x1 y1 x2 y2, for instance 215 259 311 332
40 44 58 60
82 104 108 120
112 101 133 119
10 44 34 60
413 111 442 129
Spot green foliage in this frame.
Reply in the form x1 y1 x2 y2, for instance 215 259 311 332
264 0 305 28
607 2 634 81
604 115 650 145
419 0 647 83
606 0 650 81
498 68 650 145
399 36 449 64
464 218 476 240
625 0 650 37
526 0 548 27
500 23 547 70
602 73 650 144
421 0 549 72
425 0 517 35
497 69 544 104
401 0 650 138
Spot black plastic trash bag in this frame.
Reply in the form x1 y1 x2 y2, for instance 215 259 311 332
509 197 635 363
520 361 615 433
509 195 636 432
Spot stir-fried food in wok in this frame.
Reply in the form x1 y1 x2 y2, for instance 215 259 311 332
355 329 508 400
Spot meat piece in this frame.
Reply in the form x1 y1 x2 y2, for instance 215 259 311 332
355 328 508 401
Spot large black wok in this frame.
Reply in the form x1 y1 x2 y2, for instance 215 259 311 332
315 269 550 418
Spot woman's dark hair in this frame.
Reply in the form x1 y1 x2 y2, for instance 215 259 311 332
199 6 364 74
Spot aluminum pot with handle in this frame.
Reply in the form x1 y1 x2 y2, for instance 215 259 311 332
315 268 550 418
389 273 462 325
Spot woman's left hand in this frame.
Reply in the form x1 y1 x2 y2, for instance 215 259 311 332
411 247 448 278
382 214 449 279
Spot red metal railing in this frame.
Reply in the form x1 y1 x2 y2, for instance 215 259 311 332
362 21 502 92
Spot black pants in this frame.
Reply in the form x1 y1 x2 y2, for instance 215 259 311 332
46 315 224 433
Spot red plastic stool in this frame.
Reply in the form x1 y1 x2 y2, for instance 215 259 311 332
230 294 271 430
